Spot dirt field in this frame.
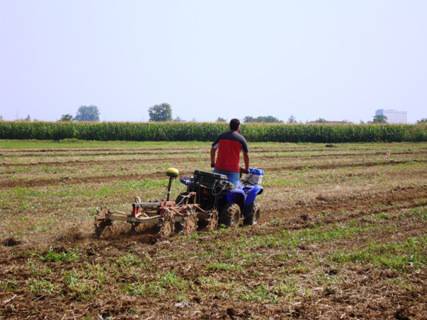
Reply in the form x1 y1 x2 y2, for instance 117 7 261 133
1 140 426 319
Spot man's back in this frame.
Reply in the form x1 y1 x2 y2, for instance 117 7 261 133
212 130 248 173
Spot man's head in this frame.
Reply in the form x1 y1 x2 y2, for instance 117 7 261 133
229 118 240 132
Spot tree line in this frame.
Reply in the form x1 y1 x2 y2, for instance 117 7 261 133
1 104 426 124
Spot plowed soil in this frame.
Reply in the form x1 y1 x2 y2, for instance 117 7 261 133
1 141 426 320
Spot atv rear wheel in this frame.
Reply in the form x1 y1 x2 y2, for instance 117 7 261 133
244 202 260 226
219 203 241 227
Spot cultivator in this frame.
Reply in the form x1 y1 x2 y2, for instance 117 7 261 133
94 168 218 238
94 167 264 239
94 198 218 238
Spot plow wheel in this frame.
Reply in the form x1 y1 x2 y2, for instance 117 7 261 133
158 211 175 238
94 208 112 238
205 209 219 231
182 210 198 235
129 223 140 234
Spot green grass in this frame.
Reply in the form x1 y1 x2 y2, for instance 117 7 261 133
27 259 53 277
123 271 188 298
410 207 427 221
115 254 146 269
330 235 427 271
0 279 19 292
159 272 188 290
123 282 166 297
63 270 97 301
0 139 208 149
197 276 225 290
40 249 80 263
201 208 427 274
240 284 277 303
271 277 301 299
84 263 108 286
28 279 56 296
207 262 243 272
239 223 370 250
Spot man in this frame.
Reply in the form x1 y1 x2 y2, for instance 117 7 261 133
210 118 249 186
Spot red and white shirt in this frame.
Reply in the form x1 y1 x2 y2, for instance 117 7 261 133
212 131 249 173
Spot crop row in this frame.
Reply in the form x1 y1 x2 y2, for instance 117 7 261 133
0 121 426 142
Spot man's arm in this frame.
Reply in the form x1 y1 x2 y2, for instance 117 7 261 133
243 152 249 171
210 147 217 168
211 135 221 168
239 134 249 172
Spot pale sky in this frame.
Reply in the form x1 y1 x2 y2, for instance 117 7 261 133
0 0 426 123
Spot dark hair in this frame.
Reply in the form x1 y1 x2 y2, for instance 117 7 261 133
229 118 240 131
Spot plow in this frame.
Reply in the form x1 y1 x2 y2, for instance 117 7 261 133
94 167 264 238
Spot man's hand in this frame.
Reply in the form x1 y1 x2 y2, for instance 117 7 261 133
240 167 249 174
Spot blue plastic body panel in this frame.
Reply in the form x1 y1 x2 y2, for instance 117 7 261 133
242 185 263 206
224 184 263 207
225 188 245 205
249 168 264 176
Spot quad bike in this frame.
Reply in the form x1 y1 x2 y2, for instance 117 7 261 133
178 168 264 227
94 167 264 238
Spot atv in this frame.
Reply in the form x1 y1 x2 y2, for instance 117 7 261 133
94 167 264 238
178 168 264 227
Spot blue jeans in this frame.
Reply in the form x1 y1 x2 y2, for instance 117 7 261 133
214 169 240 187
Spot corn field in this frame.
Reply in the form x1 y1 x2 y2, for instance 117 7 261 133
0 121 426 142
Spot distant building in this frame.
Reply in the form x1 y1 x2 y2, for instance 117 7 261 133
375 109 407 124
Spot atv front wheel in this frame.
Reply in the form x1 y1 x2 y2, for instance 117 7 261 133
244 202 260 226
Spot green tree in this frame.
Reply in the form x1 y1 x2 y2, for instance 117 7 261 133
59 114 73 121
313 118 327 123
244 116 255 123
75 105 100 121
244 115 281 123
260 116 281 123
288 115 296 123
417 118 427 124
148 103 172 121
216 117 226 122
373 114 387 123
